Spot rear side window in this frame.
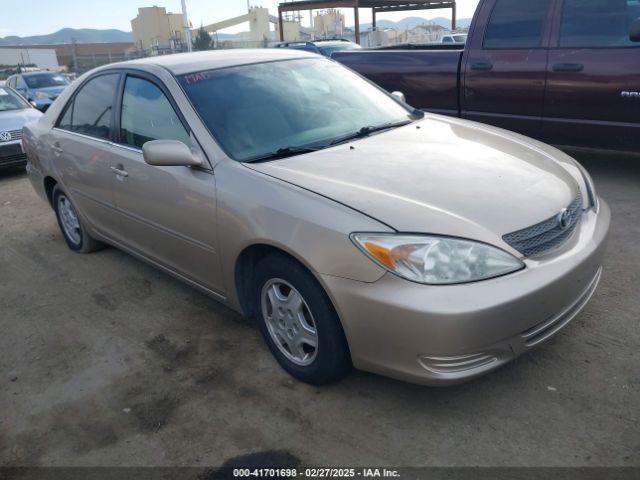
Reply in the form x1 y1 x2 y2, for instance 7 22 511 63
58 74 120 140
119 76 190 149
484 0 551 49
560 0 640 48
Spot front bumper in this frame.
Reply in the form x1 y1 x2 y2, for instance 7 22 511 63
0 141 27 169
322 200 611 386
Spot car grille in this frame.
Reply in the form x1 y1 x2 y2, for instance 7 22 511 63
9 129 22 141
503 193 583 257
0 152 27 167
0 129 22 142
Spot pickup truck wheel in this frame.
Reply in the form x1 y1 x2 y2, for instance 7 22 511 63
52 185 104 253
253 253 351 385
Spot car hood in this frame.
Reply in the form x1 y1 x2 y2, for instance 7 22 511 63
0 108 42 131
246 115 580 251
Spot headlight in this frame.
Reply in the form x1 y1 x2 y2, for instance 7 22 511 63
34 91 51 100
351 233 524 285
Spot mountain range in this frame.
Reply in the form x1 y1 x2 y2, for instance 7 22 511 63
354 16 472 31
0 28 133 45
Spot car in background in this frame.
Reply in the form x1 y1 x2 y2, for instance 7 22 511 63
5 72 70 111
0 85 42 170
0 80 6 87
275 39 362 57
440 34 467 44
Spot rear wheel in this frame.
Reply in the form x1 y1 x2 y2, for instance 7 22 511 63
253 253 351 385
52 185 104 253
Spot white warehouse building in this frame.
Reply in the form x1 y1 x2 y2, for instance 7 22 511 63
0 48 59 69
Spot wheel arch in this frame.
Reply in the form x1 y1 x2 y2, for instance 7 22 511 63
43 176 58 207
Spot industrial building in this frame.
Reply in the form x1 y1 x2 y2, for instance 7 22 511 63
0 47 59 70
131 6 187 54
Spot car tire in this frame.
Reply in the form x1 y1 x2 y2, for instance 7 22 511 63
253 253 352 385
52 185 105 253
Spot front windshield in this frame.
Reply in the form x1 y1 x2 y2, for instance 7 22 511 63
179 57 413 162
24 73 69 89
0 87 30 111
453 35 468 43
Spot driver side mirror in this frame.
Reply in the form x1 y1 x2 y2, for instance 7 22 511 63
631 18 640 42
391 91 406 103
142 140 203 167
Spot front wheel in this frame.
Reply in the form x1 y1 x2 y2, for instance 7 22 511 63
253 254 352 385
52 185 104 253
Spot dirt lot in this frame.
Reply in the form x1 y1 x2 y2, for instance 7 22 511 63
0 152 638 468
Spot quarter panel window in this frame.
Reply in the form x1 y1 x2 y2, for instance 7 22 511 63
484 0 551 49
560 0 640 48
119 76 190 149
59 74 119 140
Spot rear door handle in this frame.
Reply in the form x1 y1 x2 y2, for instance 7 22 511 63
552 63 584 73
110 165 128 178
51 142 63 155
470 62 493 71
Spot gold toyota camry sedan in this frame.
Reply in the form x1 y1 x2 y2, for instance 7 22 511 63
23 50 610 386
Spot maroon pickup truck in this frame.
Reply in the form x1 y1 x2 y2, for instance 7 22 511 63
334 0 640 153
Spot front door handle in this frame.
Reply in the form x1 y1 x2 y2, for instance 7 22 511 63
110 165 128 178
470 61 494 71
51 142 63 155
552 63 584 73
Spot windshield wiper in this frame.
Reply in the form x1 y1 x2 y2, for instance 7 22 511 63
329 120 413 146
245 145 322 163
245 119 415 163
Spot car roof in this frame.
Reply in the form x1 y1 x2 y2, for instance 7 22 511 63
314 40 352 45
112 49 318 76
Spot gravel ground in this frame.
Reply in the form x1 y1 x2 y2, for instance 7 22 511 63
0 151 638 467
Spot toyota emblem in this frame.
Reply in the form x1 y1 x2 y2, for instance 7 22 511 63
0 131 11 142
557 208 571 230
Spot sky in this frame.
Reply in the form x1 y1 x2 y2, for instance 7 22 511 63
0 0 480 38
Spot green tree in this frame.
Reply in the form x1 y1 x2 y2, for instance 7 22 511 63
192 26 212 51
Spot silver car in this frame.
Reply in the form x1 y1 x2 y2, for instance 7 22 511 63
0 85 42 170
23 50 610 386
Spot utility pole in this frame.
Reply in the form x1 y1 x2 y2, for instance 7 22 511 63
71 38 78 72
181 0 193 52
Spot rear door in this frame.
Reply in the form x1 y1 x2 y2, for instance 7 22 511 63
462 0 554 138
542 0 640 152
50 72 122 239
109 73 223 294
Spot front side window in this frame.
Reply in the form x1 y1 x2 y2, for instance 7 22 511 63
58 74 119 140
560 0 640 48
24 73 69 89
179 58 413 162
120 76 190 149
484 0 552 49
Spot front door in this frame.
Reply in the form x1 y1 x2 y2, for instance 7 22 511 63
109 74 223 294
462 0 554 138
542 0 640 152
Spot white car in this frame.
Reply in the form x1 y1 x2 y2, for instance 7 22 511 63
441 34 468 44
0 85 42 170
